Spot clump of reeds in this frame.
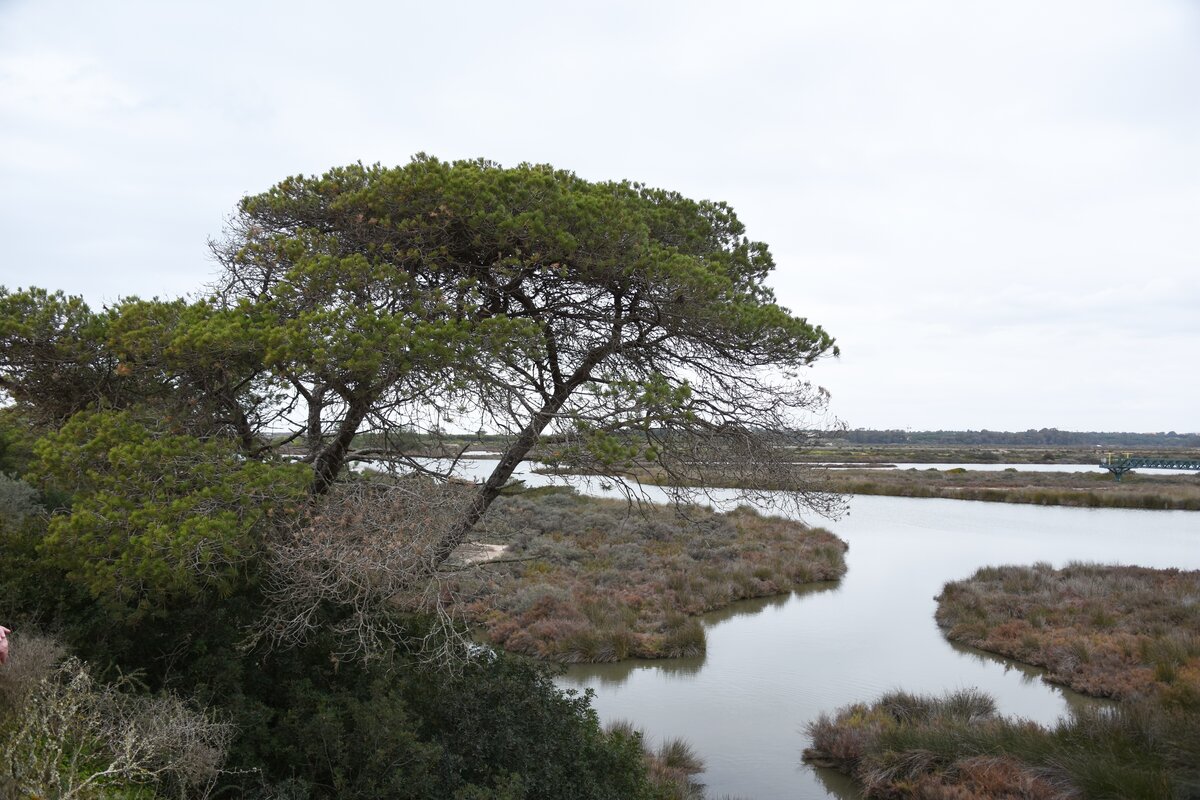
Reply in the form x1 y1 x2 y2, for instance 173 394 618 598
805 688 1193 799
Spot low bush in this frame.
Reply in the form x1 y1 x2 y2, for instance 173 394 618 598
0 631 232 800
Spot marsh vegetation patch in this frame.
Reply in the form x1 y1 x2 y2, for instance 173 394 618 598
449 490 847 663
937 562 1200 702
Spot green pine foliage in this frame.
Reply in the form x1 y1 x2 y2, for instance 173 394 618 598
30 409 310 619
0 155 842 798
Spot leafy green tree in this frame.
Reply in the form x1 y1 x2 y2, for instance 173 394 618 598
211 168 539 493
0 155 839 664
2 156 838 544
29 409 309 620
104 297 287 450
0 290 284 450
0 288 130 425
214 155 839 563
0 409 36 476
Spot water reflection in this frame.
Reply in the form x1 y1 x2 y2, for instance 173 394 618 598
702 588 797 624
947 639 1050 684
573 654 707 687
807 763 864 800
946 639 1111 718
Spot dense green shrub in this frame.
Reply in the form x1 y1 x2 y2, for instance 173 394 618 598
203 640 652 799
29 409 309 620
406 655 652 800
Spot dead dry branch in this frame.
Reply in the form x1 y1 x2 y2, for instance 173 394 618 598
254 478 483 663
0 635 232 799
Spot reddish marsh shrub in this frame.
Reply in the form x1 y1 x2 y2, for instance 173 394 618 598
804 687 1187 799
936 563 1200 701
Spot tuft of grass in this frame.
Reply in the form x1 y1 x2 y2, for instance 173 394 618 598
660 616 706 659
657 737 704 774
604 721 707 800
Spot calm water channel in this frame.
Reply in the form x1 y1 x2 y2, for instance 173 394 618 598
560 497 1198 799
435 459 1199 799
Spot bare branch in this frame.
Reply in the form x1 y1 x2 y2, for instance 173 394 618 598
253 478 489 663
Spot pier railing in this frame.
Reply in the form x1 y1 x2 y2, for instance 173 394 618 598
1099 454 1200 481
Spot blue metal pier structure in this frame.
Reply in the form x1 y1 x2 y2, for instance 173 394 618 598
1099 454 1200 481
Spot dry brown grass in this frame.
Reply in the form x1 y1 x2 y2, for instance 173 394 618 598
804 689 1080 799
803 686 1191 799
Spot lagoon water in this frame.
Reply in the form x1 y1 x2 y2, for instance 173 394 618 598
432 459 1199 799
561 497 1199 799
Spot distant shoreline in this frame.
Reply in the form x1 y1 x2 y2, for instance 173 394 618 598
531 463 1200 511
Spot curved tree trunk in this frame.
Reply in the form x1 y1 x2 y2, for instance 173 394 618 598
310 399 369 495
431 342 615 567
430 405 558 567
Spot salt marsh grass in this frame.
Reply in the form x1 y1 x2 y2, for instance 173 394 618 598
449 490 846 662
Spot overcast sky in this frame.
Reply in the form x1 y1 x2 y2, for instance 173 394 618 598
2 0 1197 432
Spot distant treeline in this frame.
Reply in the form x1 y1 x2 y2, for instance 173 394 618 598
835 428 1200 448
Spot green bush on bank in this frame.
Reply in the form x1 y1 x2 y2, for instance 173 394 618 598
0 416 665 799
